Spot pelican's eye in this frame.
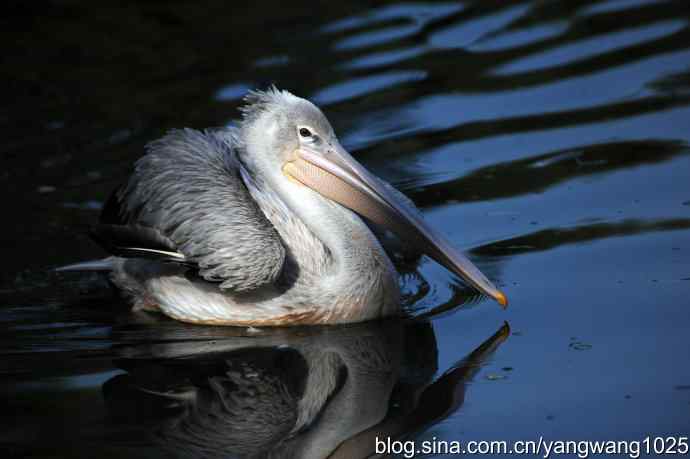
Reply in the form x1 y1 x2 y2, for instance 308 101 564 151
299 127 313 138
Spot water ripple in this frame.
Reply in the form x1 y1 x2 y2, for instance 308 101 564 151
322 2 463 34
495 19 687 75
341 45 427 70
311 70 427 105
579 0 664 17
429 4 531 49
470 22 569 52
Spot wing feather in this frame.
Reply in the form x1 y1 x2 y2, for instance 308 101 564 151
90 224 186 262
93 128 286 292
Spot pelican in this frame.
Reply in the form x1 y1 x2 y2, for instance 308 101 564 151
61 87 507 325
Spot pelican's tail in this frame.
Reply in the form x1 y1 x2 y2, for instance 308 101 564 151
55 257 115 272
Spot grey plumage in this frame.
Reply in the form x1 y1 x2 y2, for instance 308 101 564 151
110 128 285 291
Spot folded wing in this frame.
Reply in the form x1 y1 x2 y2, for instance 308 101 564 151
94 128 286 292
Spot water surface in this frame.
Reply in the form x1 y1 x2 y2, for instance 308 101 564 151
2 0 689 457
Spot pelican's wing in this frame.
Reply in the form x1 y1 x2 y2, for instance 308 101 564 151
95 128 286 292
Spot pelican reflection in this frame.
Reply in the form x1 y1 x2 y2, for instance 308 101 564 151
103 319 509 458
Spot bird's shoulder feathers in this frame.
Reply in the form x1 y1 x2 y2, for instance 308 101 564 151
94 128 286 292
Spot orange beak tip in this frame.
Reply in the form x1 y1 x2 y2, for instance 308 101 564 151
496 291 508 309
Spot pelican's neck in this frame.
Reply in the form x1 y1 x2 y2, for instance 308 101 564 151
240 164 400 320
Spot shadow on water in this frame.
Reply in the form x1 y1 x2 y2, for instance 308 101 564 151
2 0 690 455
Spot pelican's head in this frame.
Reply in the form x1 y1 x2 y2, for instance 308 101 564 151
238 87 507 308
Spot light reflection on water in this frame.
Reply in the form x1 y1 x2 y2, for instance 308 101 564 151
1 0 689 456
494 19 688 75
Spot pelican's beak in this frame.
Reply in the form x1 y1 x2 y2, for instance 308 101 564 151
283 143 508 308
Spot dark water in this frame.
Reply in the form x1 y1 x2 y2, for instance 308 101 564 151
2 0 690 457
